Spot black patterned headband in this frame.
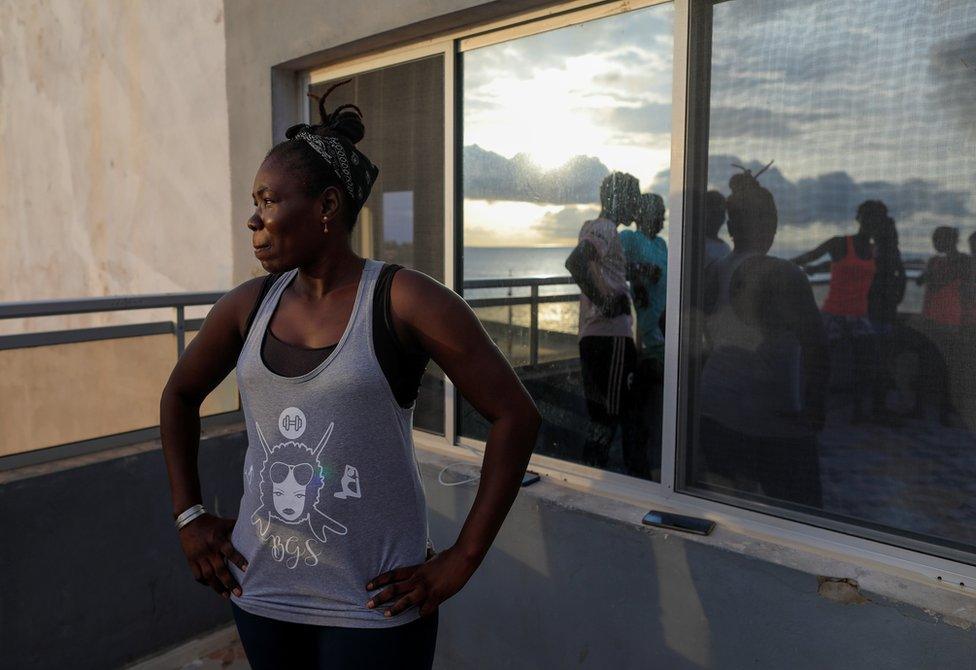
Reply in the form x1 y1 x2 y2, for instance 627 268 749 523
289 124 379 211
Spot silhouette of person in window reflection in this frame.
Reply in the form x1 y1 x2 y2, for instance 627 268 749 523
792 201 877 423
864 202 906 421
919 226 966 327
620 193 668 479
704 190 731 267
961 231 976 328
698 164 827 508
565 172 644 475
916 226 967 426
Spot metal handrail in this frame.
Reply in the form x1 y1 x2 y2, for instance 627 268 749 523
460 265 927 366
0 290 233 470
0 290 224 357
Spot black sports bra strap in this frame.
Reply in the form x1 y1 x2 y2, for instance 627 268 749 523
244 273 280 339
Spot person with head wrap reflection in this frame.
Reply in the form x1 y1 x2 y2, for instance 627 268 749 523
697 163 828 507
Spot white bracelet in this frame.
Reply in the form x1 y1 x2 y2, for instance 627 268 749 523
175 504 206 530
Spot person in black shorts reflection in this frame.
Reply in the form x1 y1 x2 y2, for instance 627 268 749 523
565 172 642 473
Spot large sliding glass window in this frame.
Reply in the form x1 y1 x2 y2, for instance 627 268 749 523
459 2 674 482
310 56 445 434
681 0 976 559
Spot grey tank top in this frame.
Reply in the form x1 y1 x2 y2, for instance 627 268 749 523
228 258 432 628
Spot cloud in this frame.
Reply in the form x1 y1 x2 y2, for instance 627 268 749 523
709 106 836 139
649 155 972 225
598 102 672 136
463 145 610 204
531 205 602 239
929 31 976 136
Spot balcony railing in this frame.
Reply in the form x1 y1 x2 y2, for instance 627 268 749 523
0 262 929 468
0 291 238 470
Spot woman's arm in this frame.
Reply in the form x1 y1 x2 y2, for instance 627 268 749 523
566 241 607 303
791 238 836 267
566 241 628 317
160 277 264 598
365 269 542 618
802 261 832 276
626 262 662 284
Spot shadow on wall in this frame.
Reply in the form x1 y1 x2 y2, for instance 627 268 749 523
422 459 976 669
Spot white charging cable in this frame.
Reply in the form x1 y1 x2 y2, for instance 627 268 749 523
436 441 483 487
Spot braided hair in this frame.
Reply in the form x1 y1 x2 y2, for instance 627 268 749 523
264 79 370 230
726 160 777 249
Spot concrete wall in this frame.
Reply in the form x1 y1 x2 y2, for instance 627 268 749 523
4 428 975 669
0 426 248 670
424 453 976 669
0 0 232 336
0 0 236 458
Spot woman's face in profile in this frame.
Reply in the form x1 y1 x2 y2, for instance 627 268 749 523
248 158 328 271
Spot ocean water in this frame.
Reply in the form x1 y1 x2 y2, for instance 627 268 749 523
463 246 577 281
462 244 929 334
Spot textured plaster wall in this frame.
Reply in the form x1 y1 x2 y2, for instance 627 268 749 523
0 0 232 334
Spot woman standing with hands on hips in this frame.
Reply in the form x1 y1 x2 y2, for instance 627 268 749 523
159 81 542 669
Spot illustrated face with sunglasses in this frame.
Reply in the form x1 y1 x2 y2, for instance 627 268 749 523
270 461 316 522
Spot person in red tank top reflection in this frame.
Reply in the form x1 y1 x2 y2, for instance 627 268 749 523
918 226 966 327
792 203 879 424
916 226 968 426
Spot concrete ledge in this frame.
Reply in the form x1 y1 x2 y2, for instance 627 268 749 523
415 434 976 668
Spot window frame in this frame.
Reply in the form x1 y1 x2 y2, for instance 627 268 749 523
303 0 976 588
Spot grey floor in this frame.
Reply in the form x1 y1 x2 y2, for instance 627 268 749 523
126 626 249 670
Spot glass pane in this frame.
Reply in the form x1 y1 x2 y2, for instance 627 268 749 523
460 3 675 481
310 56 445 434
683 0 976 554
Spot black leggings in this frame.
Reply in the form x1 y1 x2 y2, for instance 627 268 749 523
231 602 439 670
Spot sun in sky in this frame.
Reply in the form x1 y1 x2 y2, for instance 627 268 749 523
462 4 675 247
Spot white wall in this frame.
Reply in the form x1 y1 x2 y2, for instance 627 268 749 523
0 0 232 333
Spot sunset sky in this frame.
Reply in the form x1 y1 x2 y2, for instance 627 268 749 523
461 0 976 255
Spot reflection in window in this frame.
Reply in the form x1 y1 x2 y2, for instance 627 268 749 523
460 3 674 481
684 0 976 555
310 58 445 434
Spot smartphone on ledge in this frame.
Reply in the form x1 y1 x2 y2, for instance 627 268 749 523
521 471 541 487
642 510 715 535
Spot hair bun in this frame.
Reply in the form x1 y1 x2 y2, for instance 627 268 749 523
306 79 366 145
284 122 311 140
729 160 773 195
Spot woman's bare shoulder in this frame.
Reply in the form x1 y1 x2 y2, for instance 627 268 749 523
212 274 276 341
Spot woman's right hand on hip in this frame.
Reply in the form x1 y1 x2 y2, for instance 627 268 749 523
178 514 248 599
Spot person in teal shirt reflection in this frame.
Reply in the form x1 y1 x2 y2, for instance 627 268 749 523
621 193 668 361
619 192 668 478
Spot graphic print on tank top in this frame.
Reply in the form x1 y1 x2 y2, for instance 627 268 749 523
245 405 367 570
